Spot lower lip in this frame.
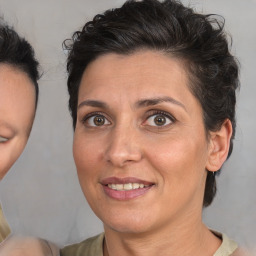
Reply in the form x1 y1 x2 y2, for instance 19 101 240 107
102 185 153 200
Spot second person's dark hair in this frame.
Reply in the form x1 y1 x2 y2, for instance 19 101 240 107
0 22 40 106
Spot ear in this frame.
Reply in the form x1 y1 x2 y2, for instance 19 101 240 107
206 119 233 172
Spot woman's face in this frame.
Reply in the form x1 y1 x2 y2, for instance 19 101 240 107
0 64 35 180
73 50 214 234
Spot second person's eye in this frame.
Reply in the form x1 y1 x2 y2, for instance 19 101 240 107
0 136 8 143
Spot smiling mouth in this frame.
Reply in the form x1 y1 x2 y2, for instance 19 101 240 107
101 177 154 200
107 183 150 191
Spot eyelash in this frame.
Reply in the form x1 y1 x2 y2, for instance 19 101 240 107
0 136 9 143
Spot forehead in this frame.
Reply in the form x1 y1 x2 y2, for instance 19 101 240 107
0 64 36 134
79 50 190 99
0 62 35 89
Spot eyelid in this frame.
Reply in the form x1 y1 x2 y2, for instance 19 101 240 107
0 136 9 142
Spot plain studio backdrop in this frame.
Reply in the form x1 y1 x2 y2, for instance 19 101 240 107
0 0 255 251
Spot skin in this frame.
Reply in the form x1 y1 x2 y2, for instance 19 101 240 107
0 64 35 180
73 50 232 256
0 236 58 256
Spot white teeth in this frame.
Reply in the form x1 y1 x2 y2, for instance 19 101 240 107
123 183 133 190
132 183 140 189
108 183 149 191
116 184 124 190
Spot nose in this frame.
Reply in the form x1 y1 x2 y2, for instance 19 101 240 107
104 124 142 167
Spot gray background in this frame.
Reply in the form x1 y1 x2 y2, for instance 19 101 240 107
0 0 255 250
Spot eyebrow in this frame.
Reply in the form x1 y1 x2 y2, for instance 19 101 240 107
78 96 186 112
135 96 187 111
78 100 108 109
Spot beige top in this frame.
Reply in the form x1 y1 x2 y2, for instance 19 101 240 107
60 231 242 256
213 231 238 256
0 205 11 242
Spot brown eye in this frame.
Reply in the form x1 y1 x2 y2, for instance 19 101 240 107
84 114 111 127
145 112 173 127
154 115 166 126
93 115 105 126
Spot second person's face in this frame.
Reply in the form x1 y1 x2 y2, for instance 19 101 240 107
73 50 212 235
0 64 35 180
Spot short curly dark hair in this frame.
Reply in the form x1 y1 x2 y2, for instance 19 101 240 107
0 21 40 107
63 0 240 207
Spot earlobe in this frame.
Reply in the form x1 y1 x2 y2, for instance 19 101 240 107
206 119 233 172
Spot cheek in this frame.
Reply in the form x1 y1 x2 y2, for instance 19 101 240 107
73 135 106 210
146 137 208 211
146 135 208 185
0 139 27 178
73 134 101 182
0 150 12 179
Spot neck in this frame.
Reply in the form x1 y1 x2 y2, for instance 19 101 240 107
103 214 221 256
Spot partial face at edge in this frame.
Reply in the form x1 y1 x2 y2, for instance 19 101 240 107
0 64 36 180
73 50 216 234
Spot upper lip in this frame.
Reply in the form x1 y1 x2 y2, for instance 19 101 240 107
101 177 154 186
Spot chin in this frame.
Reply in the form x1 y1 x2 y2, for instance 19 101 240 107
102 213 154 235
106 223 150 235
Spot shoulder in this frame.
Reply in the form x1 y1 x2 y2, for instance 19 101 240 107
60 233 104 256
212 230 253 256
0 235 59 256
212 231 238 256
